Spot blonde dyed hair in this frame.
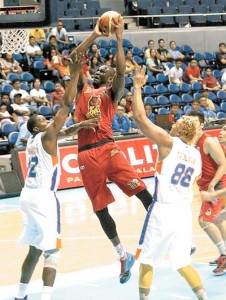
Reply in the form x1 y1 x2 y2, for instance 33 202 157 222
176 116 199 145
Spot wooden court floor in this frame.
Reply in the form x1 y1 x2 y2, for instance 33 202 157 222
0 178 222 294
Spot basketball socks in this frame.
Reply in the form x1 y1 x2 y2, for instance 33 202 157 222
139 292 149 300
41 286 53 300
216 241 226 255
195 289 208 300
115 244 127 260
16 283 28 299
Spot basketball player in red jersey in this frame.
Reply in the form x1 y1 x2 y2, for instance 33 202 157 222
187 111 226 276
70 17 153 284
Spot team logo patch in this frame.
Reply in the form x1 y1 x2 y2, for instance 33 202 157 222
128 179 141 189
205 208 212 216
86 94 101 119
79 166 85 170
110 149 118 156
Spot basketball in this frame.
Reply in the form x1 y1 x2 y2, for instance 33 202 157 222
98 11 121 36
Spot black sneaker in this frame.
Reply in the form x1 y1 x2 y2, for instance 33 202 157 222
15 296 28 300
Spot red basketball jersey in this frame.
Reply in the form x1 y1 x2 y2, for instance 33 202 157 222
76 84 115 148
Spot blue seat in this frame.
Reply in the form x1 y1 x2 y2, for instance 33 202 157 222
191 82 202 92
142 85 156 96
175 5 191 25
207 5 223 25
13 53 23 63
81 8 96 17
33 60 47 70
181 44 194 56
70 1 83 9
203 52 216 68
39 106 53 118
133 55 143 65
217 111 226 119
147 74 157 85
1 123 18 136
87 0 100 10
184 105 192 114
213 69 221 79
62 49 70 55
220 102 226 112
21 72 34 83
109 47 117 55
144 96 157 106
62 19 75 31
53 104 60 113
191 5 207 26
20 82 30 92
207 91 217 102
132 47 142 56
109 39 117 48
8 131 19 146
217 90 226 102
43 81 55 93
168 83 180 94
181 93 193 104
184 0 200 5
123 39 133 49
156 84 168 95
76 19 91 31
194 52 204 62
99 48 108 58
193 92 202 100
98 40 109 49
7 72 20 82
96 7 111 16
180 82 191 93
156 73 168 84
160 8 176 27
123 88 130 97
1 83 13 94
214 103 221 113
158 107 169 114
66 8 81 18
169 94 182 104
125 76 133 88
157 95 170 106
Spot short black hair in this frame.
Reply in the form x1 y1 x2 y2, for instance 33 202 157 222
186 110 205 124
27 113 39 134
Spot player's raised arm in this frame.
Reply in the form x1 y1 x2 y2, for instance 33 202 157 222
132 66 173 158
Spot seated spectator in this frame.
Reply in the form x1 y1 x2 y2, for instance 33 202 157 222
29 28 46 45
26 36 43 65
168 41 185 61
199 95 217 121
125 91 133 113
119 97 127 110
48 20 69 48
112 105 131 132
57 55 70 80
202 90 216 111
50 81 65 107
10 79 32 108
87 43 104 63
221 70 226 91
146 49 165 75
157 38 173 64
202 68 221 91
0 53 22 75
167 103 182 121
43 35 58 61
185 99 203 114
0 103 17 126
1 94 15 117
10 93 31 125
184 58 202 84
125 50 139 76
62 75 71 90
216 42 226 74
15 121 31 148
144 40 157 60
168 59 183 86
89 56 101 77
144 103 156 124
30 78 50 111
45 48 61 79
0 66 7 82
68 43 76 55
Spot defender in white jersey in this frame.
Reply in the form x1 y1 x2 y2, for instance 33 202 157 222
132 66 208 300
15 53 100 300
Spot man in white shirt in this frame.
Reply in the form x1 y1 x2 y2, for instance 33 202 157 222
48 21 69 47
26 36 43 65
10 79 32 108
169 59 183 86
10 93 31 125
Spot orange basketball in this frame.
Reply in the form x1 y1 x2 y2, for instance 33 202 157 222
98 11 121 36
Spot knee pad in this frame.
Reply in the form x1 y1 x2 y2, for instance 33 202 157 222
43 249 60 270
139 263 153 290
178 265 202 289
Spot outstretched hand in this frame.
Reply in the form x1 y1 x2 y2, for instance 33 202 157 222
78 117 101 130
68 51 83 78
94 18 103 37
133 66 147 88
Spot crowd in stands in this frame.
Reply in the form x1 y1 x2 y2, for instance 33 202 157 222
1 20 226 154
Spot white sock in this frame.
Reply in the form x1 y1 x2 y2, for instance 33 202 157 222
216 241 226 255
115 243 127 260
41 286 53 300
224 240 226 251
16 282 28 299
195 289 208 300
139 292 149 300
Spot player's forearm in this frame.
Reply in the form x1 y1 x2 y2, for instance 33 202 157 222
71 32 98 58
133 86 146 121
116 36 125 76
209 164 226 188
63 74 79 107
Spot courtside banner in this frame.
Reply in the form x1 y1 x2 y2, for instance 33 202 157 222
15 128 221 190
16 137 157 189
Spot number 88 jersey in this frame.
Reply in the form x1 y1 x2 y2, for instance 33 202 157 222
25 133 61 191
154 137 201 205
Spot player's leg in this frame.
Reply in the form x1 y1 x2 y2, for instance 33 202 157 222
139 263 153 300
95 207 135 284
15 246 42 300
135 188 153 211
41 248 60 300
178 265 208 300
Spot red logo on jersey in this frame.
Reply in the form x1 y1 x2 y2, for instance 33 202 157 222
86 94 101 119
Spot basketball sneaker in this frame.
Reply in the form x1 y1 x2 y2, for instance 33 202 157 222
213 255 226 275
190 246 196 256
209 256 221 266
119 252 135 284
15 296 28 300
